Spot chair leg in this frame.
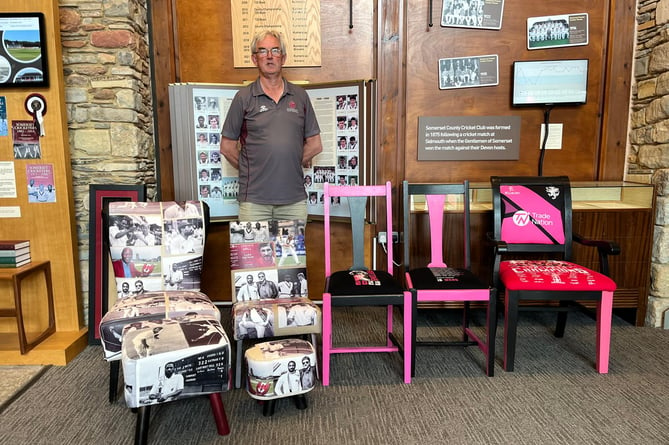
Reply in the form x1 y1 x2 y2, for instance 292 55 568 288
208 393 230 436
503 291 519 372
109 360 120 403
411 291 418 378
294 394 308 410
386 304 394 347
235 339 243 389
262 399 276 417
134 405 150 445
596 291 614 373
485 289 497 377
555 301 569 337
322 295 332 386
461 301 471 342
403 291 412 384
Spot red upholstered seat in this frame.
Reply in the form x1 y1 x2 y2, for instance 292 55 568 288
499 260 617 292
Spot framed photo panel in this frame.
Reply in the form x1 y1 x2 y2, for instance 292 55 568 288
0 12 49 88
87 184 146 344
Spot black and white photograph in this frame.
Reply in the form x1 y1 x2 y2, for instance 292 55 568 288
438 55 499 90
440 0 504 30
527 13 589 50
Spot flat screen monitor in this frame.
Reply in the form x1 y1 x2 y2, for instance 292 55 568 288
512 59 588 107
0 12 49 88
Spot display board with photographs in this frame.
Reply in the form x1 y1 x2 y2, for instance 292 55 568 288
169 80 369 221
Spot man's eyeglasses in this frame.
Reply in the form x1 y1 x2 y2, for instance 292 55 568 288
254 47 282 57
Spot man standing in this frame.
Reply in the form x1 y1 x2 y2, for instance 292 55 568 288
274 360 301 395
165 263 184 290
237 274 259 301
220 30 323 221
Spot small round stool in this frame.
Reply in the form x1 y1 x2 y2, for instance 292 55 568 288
245 338 317 416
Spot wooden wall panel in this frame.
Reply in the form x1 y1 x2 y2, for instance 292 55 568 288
172 0 374 84
403 1 610 183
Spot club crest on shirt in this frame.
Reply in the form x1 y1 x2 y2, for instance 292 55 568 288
259 105 269 113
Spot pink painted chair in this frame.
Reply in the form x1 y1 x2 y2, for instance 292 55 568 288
489 176 620 373
403 181 496 377
321 181 412 385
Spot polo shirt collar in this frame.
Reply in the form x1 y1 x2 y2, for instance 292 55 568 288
250 77 294 98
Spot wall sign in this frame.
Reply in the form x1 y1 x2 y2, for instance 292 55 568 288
417 116 520 161
231 0 321 68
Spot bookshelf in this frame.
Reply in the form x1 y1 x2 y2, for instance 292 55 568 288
0 1 86 364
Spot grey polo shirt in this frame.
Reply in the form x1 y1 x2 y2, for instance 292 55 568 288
221 78 320 205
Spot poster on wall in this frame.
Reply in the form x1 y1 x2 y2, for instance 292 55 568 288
26 163 56 203
527 13 588 50
0 12 49 88
12 120 40 159
441 0 504 30
438 54 499 90
0 96 7 136
169 80 369 221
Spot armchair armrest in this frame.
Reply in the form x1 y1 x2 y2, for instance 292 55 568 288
573 233 621 276
486 232 508 254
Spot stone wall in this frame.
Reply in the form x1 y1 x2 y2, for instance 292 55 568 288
630 0 669 327
59 0 156 323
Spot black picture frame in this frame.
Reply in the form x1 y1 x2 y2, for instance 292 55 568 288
0 12 49 88
87 184 146 344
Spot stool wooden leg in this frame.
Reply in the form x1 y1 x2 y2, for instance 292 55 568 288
262 399 276 417
134 405 150 445
109 361 120 403
208 393 230 436
294 394 308 410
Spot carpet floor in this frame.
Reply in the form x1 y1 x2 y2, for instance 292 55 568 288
1 308 668 444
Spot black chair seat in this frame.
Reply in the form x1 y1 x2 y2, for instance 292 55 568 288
407 267 488 291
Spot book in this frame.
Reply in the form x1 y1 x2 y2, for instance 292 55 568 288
0 257 31 268
0 253 31 264
0 247 30 257
0 240 30 250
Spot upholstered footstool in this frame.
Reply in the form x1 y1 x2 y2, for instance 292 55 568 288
121 314 232 436
245 338 317 416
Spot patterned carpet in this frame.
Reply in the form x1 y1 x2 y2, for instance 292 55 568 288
0 365 47 412
1 308 668 444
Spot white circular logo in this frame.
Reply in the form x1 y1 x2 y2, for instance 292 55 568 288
512 210 531 226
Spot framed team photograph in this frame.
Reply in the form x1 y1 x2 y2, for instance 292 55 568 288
441 0 504 30
438 55 499 90
527 13 589 50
